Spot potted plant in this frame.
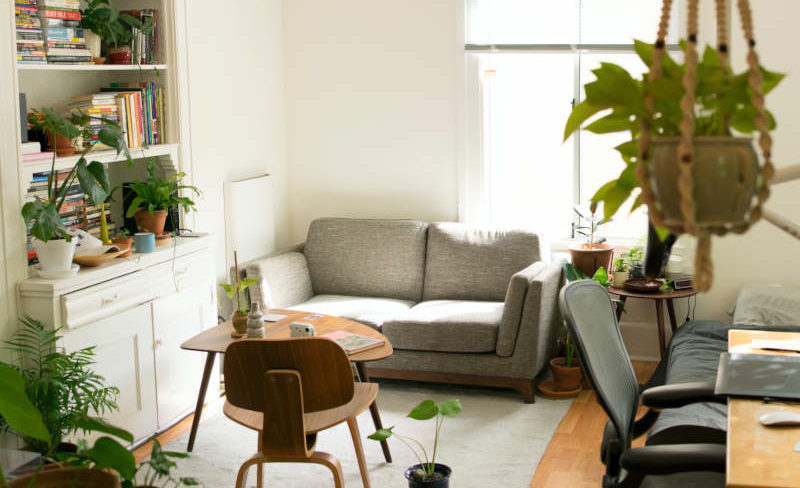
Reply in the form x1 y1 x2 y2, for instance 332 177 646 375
569 204 614 277
369 399 462 488
550 333 582 393
220 276 260 338
123 159 200 236
118 439 199 488
80 0 154 64
112 228 133 257
612 256 629 287
21 108 129 273
563 39 784 288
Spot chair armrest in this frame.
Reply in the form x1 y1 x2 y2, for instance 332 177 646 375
620 443 726 475
241 247 314 309
641 381 726 409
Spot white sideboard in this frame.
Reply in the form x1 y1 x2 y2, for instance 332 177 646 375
17 235 218 444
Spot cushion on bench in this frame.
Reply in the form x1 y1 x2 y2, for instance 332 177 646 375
381 300 503 353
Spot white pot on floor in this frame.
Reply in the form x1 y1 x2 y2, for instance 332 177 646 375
33 238 75 272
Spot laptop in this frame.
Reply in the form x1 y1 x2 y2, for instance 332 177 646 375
715 352 800 400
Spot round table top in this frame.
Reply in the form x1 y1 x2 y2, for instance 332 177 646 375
607 285 697 300
181 309 393 362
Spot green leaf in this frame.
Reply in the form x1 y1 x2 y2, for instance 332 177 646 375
591 180 633 221
219 284 235 301
238 277 260 291
437 399 462 418
592 267 610 287
654 225 671 242
564 101 606 141
584 63 642 110
84 436 136 480
631 194 644 212
614 140 639 161
368 427 394 441
22 199 66 242
562 263 588 283
76 160 110 206
584 112 634 134
0 365 50 442
408 399 438 420
73 415 133 442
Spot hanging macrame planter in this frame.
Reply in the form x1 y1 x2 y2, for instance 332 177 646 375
636 0 774 292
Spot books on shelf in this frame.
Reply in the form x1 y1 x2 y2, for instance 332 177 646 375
38 1 92 64
15 0 46 64
122 9 158 65
101 82 165 147
321 330 386 354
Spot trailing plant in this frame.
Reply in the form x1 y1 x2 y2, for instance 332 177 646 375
0 316 121 456
369 399 462 482
220 277 260 314
80 0 154 49
22 108 130 242
123 159 201 218
563 40 784 223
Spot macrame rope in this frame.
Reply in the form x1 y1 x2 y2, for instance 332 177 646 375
715 0 729 67
677 0 700 237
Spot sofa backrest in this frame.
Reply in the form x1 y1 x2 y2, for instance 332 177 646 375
423 223 542 302
304 218 429 302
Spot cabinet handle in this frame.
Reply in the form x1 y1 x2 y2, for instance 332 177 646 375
154 339 163 349
101 293 121 306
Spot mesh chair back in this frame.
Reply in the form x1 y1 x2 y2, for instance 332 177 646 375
224 338 355 414
559 281 639 446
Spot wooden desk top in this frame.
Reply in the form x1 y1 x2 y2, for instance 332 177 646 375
180 309 393 363
607 285 697 300
727 329 800 488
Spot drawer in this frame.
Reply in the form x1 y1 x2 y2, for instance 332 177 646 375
147 250 213 298
61 272 153 329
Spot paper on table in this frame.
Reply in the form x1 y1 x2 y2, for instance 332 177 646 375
751 339 800 353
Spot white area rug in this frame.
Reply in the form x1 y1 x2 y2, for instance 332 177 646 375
166 380 572 488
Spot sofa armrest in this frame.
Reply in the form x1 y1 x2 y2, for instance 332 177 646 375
496 261 548 356
241 246 314 309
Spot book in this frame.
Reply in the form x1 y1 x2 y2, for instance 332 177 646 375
21 141 41 154
321 330 385 354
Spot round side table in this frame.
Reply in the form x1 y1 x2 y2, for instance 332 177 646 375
608 286 697 358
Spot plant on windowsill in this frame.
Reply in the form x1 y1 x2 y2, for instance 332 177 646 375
369 399 462 488
122 159 201 237
21 108 130 273
563 38 784 289
568 204 614 277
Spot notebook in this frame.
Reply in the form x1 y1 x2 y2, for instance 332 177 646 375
322 331 385 354
715 352 800 400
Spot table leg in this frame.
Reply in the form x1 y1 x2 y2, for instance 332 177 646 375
666 299 678 332
355 363 392 463
187 351 216 452
655 299 666 358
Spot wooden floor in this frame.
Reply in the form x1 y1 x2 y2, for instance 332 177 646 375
135 362 658 487
529 361 658 488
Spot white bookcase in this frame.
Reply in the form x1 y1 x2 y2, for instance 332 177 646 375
2 0 216 444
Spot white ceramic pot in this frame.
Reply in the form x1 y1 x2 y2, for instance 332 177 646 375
613 270 629 287
33 238 76 272
85 31 102 58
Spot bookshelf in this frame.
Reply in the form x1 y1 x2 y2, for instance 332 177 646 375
17 63 168 71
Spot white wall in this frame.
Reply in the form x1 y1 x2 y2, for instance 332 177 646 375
282 0 461 243
185 0 289 284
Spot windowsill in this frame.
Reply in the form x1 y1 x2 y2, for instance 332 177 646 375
548 237 641 253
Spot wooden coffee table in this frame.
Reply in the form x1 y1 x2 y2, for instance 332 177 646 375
180 309 394 461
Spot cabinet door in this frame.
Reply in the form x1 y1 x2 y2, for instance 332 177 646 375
152 281 217 428
61 303 158 444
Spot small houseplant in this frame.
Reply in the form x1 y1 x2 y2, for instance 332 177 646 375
569 204 613 277
122 159 200 236
121 439 200 488
21 108 129 272
612 257 629 287
369 399 462 488
80 0 154 63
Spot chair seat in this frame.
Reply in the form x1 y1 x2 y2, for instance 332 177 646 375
224 382 379 434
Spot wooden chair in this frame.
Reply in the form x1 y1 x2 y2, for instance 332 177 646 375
223 337 378 488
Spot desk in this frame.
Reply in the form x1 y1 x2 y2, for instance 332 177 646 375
727 329 800 488
608 286 697 357
180 309 394 462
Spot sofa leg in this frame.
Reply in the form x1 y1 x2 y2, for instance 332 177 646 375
514 378 536 403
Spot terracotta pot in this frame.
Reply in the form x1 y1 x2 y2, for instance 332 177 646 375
10 468 121 488
47 133 75 157
650 137 759 228
134 209 168 235
107 46 132 65
231 311 248 338
405 463 451 488
568 243 615 278
550 357 582 392
112 236 133 257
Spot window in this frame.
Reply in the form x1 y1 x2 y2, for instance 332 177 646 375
463 0 682 241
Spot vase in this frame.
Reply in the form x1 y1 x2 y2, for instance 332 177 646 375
404 463 452 488
568 243 615 278
134 209 168 235
550 357 582 392
32 238 75 272
231 311 248 338
9 468 121 488
650 137 759 229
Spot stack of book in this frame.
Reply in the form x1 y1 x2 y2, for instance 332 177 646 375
15 0 46 64
20 141 53 163
68 92 121 148
123 9 158 65
103 82 165 147
85 202 115 239
38 0 92 64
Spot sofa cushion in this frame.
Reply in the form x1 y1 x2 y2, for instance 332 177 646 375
245 252 314 308
287 294 415 330
304 218 428 302
381 300 503 353
423 223 542 302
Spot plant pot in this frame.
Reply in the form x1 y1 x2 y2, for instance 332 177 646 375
112 236 133 257
613 270 629 286
32 238 75 272
9 468 121 488
568 243 615 278
85 31 101 58
46 133 75 157
134 209 168 235
404 463 452 488
107 46 132 65
550 357 582 392
650 137 759 228
231 311 248 338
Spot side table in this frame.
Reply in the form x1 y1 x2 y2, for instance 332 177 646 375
607 286 697 358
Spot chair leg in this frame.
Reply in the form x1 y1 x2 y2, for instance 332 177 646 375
347 416 372 488
256 432 264 488
235 453 268 488
308 451 345 488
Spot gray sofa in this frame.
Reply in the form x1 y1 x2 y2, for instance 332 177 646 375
243 218 563 402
